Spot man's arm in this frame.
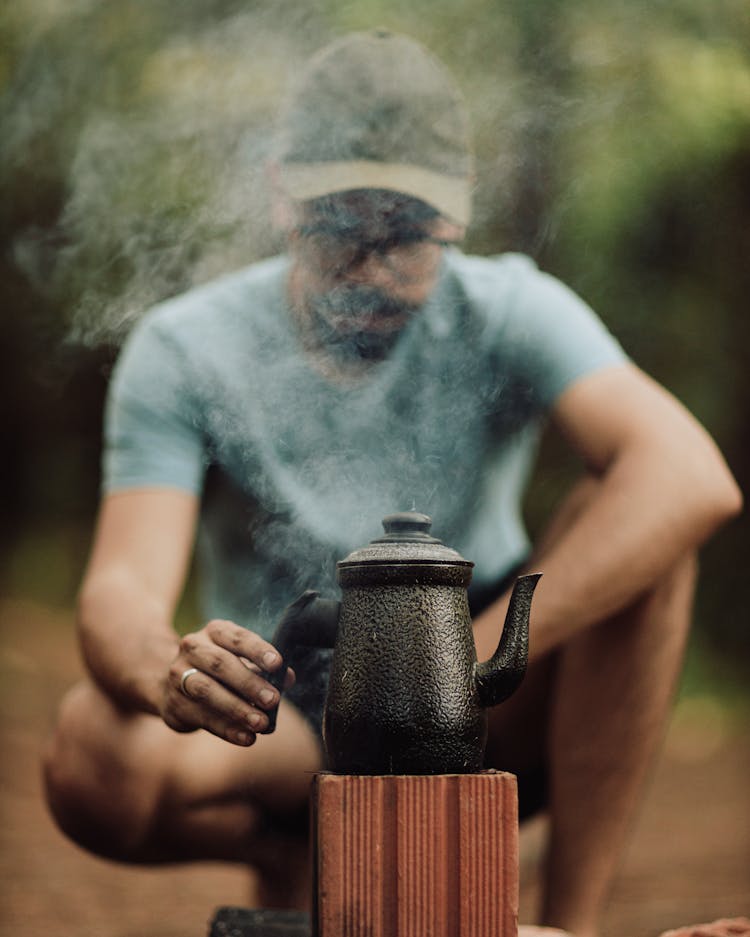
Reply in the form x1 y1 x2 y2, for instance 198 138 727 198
473 363 742 662
77 489 287 746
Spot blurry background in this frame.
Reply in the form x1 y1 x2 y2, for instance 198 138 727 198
0 1 748 935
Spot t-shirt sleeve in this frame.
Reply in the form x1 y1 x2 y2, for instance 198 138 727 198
496 256 629 409
102 314 208 495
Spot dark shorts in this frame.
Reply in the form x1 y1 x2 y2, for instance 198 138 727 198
284 560 548 822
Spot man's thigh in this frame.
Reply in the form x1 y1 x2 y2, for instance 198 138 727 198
44 679 323 859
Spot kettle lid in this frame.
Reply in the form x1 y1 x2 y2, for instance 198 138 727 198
338 511 472 567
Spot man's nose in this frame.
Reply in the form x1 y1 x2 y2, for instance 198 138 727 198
345 248 396 286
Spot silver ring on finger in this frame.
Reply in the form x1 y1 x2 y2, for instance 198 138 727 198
180 667 200 698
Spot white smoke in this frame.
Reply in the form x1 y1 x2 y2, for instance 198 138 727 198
7 3 328 344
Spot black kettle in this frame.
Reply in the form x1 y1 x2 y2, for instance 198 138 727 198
269 511 539 775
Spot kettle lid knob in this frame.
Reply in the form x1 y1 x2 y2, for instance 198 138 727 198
338 509 473 568
375 511 441 543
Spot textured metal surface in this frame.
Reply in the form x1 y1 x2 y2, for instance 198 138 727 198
324 580 486 774
265 591 340 733
475 573 540 707
322 512 538 775
266 513 538 775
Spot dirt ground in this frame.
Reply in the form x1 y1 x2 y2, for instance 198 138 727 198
1 597 748 937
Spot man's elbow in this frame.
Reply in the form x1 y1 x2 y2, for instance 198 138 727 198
75 577 108 657
717 472 743 522
76 568 111 628
701 461 743 534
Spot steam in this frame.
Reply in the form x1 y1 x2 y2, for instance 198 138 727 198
4 3 638 343
48 111 271 344
2 4 636 617
7 4 327 345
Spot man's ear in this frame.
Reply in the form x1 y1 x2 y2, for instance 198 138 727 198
266 161 298 232
433 215 466 243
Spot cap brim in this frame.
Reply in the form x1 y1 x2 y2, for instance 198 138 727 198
279 160 472 227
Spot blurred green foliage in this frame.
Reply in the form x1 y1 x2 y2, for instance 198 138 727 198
1 0 748 670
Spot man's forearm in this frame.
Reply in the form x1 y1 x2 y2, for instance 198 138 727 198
474 445 741 663
77 568 180 715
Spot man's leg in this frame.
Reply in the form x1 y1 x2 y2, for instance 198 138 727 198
541 553 694 936
43 680 322 907
485 479 695 937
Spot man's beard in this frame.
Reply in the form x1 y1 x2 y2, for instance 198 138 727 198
306 285 419 363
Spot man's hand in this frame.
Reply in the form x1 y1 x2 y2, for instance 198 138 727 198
659 919 750 937
75 491 301 742
160 618 294 746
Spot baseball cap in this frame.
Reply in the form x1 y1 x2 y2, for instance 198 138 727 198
276 29 474 226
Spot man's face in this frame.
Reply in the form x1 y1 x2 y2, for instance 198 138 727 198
288 190 463 362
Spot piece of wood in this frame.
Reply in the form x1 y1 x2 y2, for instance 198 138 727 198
313 771 519 937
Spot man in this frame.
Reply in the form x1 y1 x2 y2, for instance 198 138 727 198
43 30 741 935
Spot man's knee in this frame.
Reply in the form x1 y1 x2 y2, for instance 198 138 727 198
43 683 94 817
538 474 700 631
42 682 159 861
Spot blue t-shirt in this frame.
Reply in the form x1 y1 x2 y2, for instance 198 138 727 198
104 250 627 636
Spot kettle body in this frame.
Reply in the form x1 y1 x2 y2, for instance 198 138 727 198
324 558 483 775
321 512 539 775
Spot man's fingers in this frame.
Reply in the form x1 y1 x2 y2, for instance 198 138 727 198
177 620 287 703
177 637 282 712
190 704 258 747
165 620 294 740
204 619 284 672
169 667 270 740
238 656 296 688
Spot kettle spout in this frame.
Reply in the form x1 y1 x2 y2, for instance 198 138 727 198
474 573 541 708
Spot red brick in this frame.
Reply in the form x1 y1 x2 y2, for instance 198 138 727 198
313 771 519 937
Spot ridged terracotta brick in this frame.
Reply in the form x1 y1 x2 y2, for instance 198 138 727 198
312 771 519 937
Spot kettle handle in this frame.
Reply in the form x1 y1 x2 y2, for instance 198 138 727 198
263 590 341 731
